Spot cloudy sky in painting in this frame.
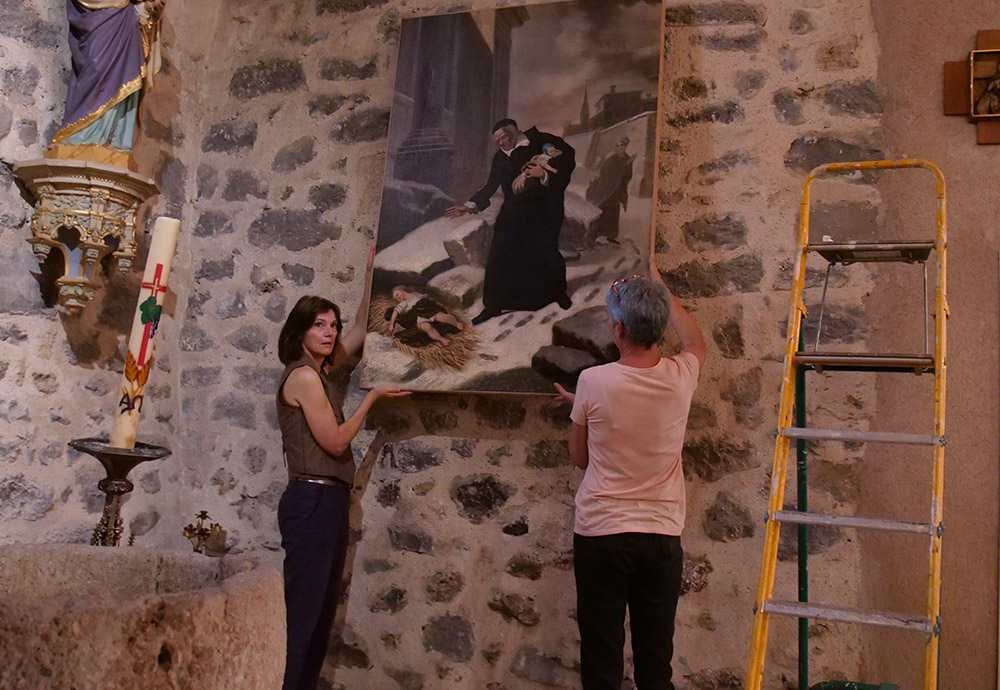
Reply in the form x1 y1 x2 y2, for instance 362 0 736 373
508 0 661 134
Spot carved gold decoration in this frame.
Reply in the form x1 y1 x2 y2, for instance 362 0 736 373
12 158 158 312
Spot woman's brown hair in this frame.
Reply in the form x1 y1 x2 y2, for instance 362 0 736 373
278 296 343 365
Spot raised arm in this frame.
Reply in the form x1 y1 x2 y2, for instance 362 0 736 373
282 366 408 459
333 244 375 365
649 255 707 366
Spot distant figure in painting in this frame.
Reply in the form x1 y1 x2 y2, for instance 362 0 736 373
445 118 575 325
388 286 465 346
586 136 635 245
47 0 165 170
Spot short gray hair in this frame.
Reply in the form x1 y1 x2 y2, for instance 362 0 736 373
605 277 671 348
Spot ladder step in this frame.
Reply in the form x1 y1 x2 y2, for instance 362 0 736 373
794 352 934 374
808 241 935 265
761 599 931 632
771 510 934 535
781 427 937 446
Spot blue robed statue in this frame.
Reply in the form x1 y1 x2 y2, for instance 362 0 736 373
47 0 164 170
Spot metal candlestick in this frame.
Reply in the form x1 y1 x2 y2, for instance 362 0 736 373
69 437 171 546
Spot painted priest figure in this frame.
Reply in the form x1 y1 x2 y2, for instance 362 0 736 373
446 118 575 325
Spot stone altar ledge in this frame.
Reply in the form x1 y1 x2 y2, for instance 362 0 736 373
0 544 284 690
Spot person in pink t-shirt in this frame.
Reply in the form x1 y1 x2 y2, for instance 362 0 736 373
555 256 707 690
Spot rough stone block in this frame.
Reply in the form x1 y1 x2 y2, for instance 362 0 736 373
668 101 744 127
248 210 341 251
488 591 540 627
664 3 765 25
230 58 305 99
449 474 515 523
330 107 390 142
509 646 572 686
681 554 714 595
319 56 378 81
662 254 763 298
525 440 571 469
772 88 805 125
193 211 233 238
426 266 484 310
821 79 884 116
784 135 884 173
376 179 455 249
789 9 815 34
703 491 755 542
374 215 457 285
0 546 284 689
735 69 766 98
309 182 348 211
559 191 602 251
530 345 598 385
0 475 53 521
442 217 490 267
281 263 315 286
316 0 389 14
682 213 749 250
272 137 316 172
222 169 267 201
422 615 475 661
552 306 619 361
201 121 257 153
696 29 765 52
195 255 235 282
683 437 756 482
474 397 526 430
389 441 444 473
227 325 268 353
687 151 756 185
425 571 464 603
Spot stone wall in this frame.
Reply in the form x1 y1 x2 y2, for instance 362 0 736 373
0 1 892 688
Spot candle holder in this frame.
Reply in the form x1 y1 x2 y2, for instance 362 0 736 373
69 437 171 547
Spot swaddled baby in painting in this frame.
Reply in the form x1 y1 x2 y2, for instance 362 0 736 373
512 142 563 193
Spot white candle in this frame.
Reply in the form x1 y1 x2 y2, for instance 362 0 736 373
109 216 180 449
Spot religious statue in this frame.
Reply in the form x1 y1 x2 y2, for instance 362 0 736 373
976 74 1000 116
46 0 165 171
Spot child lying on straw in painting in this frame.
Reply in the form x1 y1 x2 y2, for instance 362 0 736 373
388 286 465 345
368 286 477 370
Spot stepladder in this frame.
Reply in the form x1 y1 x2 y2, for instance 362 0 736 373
746 159 948 690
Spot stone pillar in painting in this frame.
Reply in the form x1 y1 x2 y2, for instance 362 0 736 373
394 15 458 194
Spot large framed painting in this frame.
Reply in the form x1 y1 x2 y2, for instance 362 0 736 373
360 0 664 394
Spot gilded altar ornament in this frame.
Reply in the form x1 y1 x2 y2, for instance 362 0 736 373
184 511 227 555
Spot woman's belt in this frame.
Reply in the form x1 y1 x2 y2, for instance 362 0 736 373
289 474 351 489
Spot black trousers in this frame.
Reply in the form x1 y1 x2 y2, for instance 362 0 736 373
574 532 683 690
278 480 350 690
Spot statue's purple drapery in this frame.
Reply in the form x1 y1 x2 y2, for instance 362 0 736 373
53 0 146 143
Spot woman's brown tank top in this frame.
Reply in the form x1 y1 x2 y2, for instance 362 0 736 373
276 355 355 485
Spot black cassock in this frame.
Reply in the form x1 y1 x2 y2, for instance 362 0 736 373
468 127 575 313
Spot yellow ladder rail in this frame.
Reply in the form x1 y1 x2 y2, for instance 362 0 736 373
745 159 947 690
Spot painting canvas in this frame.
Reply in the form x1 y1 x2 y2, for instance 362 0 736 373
360 0 664 393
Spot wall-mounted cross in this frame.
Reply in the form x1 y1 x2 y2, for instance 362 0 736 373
944 30 1000 144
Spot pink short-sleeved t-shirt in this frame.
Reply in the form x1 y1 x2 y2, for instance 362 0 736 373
570 352 701 537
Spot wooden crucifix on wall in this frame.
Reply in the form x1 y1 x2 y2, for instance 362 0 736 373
945 30 1000 144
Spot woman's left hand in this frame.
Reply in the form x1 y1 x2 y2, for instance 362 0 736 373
553 383 575 404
